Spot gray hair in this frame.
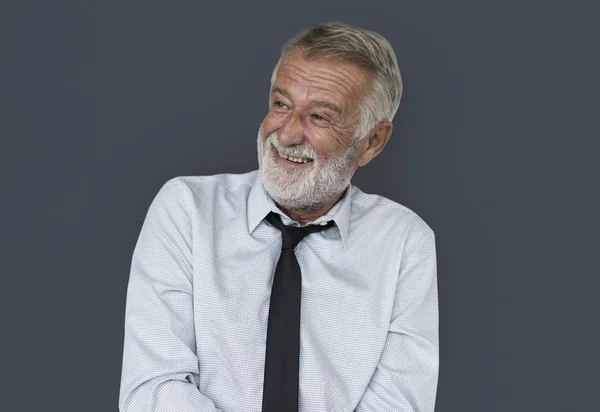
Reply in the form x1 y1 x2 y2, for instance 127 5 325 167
270 21 403 142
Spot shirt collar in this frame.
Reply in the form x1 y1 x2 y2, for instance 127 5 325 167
247 169 352 247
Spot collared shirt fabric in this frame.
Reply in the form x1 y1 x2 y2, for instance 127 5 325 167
119 169 439 412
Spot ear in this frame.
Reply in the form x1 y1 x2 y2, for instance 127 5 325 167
356 121 393 167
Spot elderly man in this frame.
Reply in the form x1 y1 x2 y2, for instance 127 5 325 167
119 21 438 412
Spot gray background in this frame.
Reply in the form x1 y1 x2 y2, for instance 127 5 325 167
1 0 598 411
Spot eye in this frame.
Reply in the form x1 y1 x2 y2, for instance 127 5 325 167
273 100 288 109
311 113 328 122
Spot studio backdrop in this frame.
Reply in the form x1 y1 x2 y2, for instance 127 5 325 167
1 1 598 411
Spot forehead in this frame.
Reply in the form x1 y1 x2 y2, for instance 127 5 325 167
272 51 371 108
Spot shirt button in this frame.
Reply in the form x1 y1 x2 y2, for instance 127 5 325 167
320 221 328 226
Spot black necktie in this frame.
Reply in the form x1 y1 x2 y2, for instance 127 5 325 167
261 211 335 412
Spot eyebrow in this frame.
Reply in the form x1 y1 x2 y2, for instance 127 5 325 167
271 87 343 115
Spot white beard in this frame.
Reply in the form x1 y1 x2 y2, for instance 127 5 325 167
256 124 361 212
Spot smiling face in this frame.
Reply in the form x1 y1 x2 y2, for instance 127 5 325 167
257 50 373 211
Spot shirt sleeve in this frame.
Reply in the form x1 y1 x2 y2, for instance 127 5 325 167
355 224 439 412
119 179 222 412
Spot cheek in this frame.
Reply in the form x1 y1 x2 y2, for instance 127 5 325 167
262 112 285 131
313 130 346 156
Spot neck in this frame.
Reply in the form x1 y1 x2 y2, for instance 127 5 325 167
277 190 345 226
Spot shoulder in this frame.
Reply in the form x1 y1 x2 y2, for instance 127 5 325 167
350 183 435 241
158 170 257 205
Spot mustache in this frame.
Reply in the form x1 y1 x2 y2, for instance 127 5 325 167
267 132 316 159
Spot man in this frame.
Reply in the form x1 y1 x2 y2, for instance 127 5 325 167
119 21 438 412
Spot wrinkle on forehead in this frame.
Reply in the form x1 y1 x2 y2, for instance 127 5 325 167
275 53 371 116
281 66 357 96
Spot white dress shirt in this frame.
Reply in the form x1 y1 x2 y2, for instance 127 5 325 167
119 169 439 412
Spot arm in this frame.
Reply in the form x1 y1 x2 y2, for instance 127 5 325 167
355 226 439 412
119 179 222 412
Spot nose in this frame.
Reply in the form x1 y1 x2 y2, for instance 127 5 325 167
277 111 306 147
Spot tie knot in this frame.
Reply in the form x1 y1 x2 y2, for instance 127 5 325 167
265 212 334 250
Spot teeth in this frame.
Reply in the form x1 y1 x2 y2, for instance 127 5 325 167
280 152 312 164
